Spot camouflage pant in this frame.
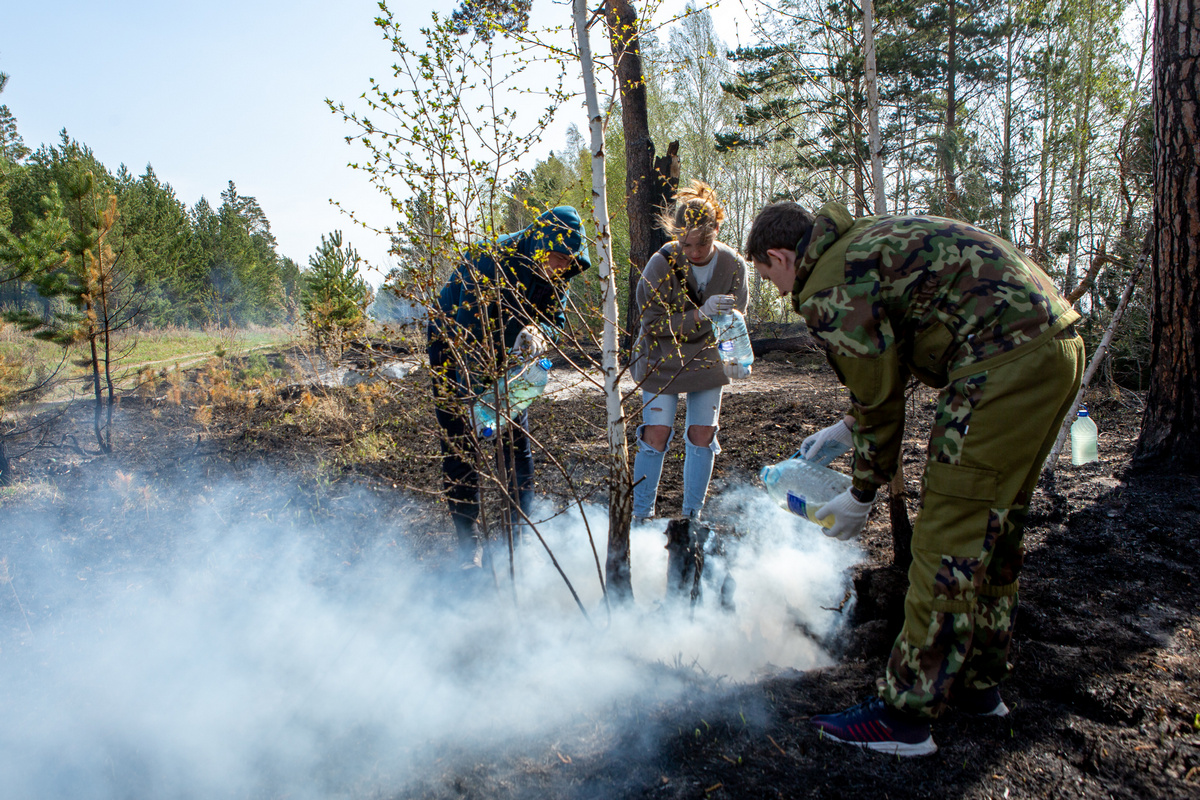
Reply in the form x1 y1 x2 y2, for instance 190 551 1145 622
879 332 1084 718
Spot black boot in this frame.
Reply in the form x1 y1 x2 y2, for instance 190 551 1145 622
502 488 534 549
450 502 480 569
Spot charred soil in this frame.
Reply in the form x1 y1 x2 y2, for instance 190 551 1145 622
1 348 1197 799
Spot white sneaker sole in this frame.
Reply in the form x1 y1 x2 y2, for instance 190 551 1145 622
821 731 939 757
976 699 1010 717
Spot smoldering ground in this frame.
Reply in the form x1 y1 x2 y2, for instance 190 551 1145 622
0 474 859 799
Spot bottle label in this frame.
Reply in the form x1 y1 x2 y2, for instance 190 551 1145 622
786 491 810 519
719 340 734 353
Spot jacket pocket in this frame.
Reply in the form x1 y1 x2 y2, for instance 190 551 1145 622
924 460 998 502
909 322 955 387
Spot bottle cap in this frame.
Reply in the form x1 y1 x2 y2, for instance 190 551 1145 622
759 465 771 482
480 426 494 438
1077 407 1088 417
537 357 553 370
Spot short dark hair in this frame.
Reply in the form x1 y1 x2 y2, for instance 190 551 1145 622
744 202 814 264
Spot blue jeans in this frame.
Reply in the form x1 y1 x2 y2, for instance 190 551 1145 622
632 386 723 519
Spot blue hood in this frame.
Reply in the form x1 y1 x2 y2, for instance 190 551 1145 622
500 206 592 280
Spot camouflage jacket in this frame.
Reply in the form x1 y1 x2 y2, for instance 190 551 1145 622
791 202 1080 493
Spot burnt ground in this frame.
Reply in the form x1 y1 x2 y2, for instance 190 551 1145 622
0 346 1198 799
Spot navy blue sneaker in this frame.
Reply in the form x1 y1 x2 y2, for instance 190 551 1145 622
811 697 937 757
954 685 1010 717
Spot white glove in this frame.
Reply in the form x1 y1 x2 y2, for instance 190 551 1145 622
698 294 736 319
512 325 549 359
813 489 873 541
723 362 751 380
799 419 854 464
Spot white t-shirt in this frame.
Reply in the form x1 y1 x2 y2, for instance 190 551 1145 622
689 252 718 293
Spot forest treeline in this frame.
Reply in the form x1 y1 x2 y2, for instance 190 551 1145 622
0 125 303 329
383 0 1153 386
3 0 1155 385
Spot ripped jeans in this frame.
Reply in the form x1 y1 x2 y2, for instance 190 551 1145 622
631 385 723 519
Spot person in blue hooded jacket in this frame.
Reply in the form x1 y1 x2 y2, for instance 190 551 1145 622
427 207 591 566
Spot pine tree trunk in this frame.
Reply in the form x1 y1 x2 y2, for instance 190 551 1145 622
605 0 676 349
1136 0 1199 469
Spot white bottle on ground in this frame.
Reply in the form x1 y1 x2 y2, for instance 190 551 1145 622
760 456 853 528
1070 406 1099 465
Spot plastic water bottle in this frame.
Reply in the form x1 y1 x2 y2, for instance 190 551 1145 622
472 358 553 439
1070 406 1098 465
797 437 852 468
713 310 754 369
760 457 853 528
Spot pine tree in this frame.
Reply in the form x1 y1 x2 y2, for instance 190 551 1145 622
301 231 370 355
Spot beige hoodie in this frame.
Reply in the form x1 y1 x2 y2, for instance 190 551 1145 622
632 241 749 395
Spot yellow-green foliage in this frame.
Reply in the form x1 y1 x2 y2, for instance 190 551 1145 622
0 351 29 408
339 430 394 465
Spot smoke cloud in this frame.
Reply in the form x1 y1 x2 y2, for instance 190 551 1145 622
0 476 859 798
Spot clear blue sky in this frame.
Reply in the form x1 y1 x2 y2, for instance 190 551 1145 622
2 0 752 284
2 0 470 281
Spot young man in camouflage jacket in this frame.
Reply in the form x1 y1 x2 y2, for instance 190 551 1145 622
746 200 1085 756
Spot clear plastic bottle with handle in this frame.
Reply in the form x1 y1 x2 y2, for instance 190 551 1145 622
712 310 754 369
1069 406 1099 465
472 357 554 439
760 456 853 527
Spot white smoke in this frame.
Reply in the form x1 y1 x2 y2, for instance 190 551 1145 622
0 477 859 799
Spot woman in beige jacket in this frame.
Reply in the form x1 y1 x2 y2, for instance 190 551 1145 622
631 182 750 521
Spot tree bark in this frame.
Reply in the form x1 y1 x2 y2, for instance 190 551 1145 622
577 0 634 602
1064 5 1097 297
605 0 678 348
863 0 885 214
1136 0 1199 470
1000 16 1015 241
0 434 12 487
942 0 960 215
862 0 910 564
624 141 679 348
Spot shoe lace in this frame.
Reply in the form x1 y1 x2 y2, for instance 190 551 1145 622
843 696 885 718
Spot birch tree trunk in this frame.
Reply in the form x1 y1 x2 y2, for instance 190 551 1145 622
863 0 911 568
863 0 885 214
942 0 960 216
1000 13 1016 241
574 0 634 601
1065 2 1099 296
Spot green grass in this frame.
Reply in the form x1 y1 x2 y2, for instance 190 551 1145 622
0 325 296 399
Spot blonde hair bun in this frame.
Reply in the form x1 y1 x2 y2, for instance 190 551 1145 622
658 180 725 239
